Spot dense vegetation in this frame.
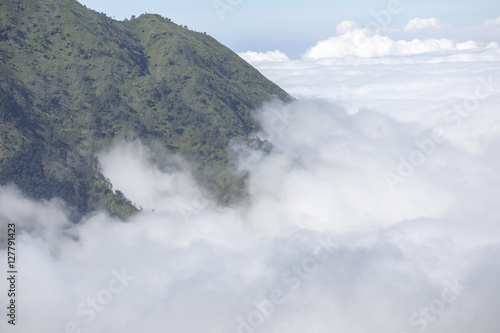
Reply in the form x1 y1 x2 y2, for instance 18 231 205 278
0 0 291 220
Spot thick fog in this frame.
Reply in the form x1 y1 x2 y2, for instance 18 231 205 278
1 17 500 333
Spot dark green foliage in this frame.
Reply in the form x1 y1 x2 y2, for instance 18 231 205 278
0 0 292 220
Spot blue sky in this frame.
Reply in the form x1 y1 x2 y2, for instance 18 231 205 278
79 0 500 58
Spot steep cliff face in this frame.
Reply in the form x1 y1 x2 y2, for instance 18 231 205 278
0 0 292 219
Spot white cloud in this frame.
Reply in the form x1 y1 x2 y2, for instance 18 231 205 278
238 50 290 63
300 18 498 60
302 29 487 59
484 16 500 25
335 20 361 35
98 140 208 215
405 17 446 32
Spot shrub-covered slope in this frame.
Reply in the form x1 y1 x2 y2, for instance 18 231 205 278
0 0 291 219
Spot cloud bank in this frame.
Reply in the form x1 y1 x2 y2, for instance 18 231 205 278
2 16 500 333
241 18 500 61
301 18 493 59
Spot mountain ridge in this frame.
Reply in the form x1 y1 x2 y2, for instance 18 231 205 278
0 0 292 220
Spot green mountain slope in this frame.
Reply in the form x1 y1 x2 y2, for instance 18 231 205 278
0 0 292 220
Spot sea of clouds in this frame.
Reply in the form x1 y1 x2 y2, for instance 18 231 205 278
1 17 500 333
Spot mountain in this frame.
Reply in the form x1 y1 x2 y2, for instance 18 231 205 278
0 0 292 220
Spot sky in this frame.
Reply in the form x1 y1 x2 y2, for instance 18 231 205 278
2 1 500 333
78 0 500 58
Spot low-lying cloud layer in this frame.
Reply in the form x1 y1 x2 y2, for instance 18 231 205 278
2 17 500 333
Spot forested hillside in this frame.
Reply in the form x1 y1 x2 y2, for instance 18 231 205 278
0 0 291 219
